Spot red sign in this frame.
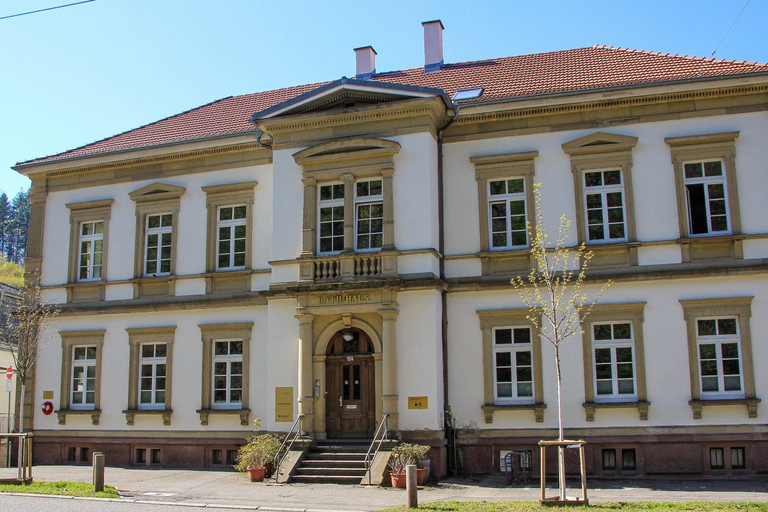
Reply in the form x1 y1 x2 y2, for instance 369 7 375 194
5 367 12 379
41 402 54 415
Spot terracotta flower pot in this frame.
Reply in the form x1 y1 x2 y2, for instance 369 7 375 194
247 466 267 482
390 472 406 488
416 467 428 485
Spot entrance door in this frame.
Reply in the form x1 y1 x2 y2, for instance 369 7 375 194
325 330 375 438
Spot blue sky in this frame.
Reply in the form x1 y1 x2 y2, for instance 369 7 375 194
1 0 766 196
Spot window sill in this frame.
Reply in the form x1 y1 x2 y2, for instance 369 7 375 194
585 242 641 267
677 234 744 263
123 409 173 426
478 250 534 277
55 408 101 426
196 408 250 426
202 270 251 294
64 281 106 303
482 403 546 424
582 401 650 421
131 276 176 298
689 398 759 419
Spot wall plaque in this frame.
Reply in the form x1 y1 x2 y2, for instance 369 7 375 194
408 396 428 409
275 387 293 422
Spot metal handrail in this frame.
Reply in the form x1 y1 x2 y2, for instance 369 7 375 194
272 414 304 482
364 413 389 484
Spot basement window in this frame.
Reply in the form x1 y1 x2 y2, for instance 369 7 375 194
452 87 483 101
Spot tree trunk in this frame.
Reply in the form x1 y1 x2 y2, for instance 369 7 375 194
555 345 565 501
17 380 25 480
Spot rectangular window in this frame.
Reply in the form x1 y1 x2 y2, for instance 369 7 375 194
78 220 104 281
583 170 626 242
212 449 223 465
488 178 527 250
226 449 238 465
593 322 636 401
355 180 383 251
697 317 743 398
622 449 636 470
216 206 247 270
212 340 243 408
318 183 345 254
602 449 617 470
71 346 97 409
151 448 161 465
710 447 724 469
139 343 167 409
730 447 745 469
144 213 173 276
683 160 729 235
67 447 77 462
493 327 534 403
136 448 146 464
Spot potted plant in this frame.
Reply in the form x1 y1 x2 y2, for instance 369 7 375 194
388 443 431 487
234 419 283 482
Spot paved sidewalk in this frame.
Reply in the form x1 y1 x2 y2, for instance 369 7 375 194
2 465 768 511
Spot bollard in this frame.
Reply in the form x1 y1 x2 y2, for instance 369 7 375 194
93 452 105 492
405 464 418 508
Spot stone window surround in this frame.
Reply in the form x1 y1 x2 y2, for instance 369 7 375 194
65 199 114 302
666 132 743 262
478 308 546 424
197 322 253 426
471 151 538 252
680 297 759 419
581 302 650 421
202 181 258 273
124 326 176 426
562 132 639 262
293 138 400 255
58 330 105 426
128 183 186 297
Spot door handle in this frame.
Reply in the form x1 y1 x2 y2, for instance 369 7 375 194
339 395 343 407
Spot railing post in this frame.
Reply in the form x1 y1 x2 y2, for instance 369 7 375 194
93 452 105 492
406 464 418 508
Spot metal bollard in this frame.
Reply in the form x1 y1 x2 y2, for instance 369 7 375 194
92 452 105 492
405 464 418 508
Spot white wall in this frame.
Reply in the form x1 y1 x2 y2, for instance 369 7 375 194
442 111 768 273
447 274 767 431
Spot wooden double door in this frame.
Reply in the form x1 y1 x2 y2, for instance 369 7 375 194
325 330 376 438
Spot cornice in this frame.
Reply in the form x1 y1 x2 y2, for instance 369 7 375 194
257 97 450 137
17 137 271 179
454 84 768 126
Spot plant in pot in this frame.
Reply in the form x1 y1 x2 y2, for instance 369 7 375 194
234 419 283 482
388 443 431 487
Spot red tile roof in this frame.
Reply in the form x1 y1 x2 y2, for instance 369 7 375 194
19 45 767 166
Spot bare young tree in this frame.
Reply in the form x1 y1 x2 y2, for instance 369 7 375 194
0 280 58 433
513 184 610 502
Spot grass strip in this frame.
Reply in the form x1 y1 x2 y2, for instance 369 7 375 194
380 502 768 512
0 480 119 498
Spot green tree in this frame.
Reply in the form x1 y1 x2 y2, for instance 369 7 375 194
0 255 24 288
6 190 30 265
0 193 10 256
513 184 610 502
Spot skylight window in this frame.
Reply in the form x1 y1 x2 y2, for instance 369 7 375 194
452 87 483 101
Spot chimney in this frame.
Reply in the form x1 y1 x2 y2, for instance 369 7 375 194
422 20 444 72
354 46 377 80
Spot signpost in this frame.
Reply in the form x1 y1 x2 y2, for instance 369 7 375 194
6 366 12 467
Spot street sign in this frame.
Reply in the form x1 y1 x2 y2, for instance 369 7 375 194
5 367 12 379
5 380 10 392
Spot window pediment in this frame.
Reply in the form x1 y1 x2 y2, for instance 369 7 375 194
562 132 638 156
293 138 401 177
129 182 186 203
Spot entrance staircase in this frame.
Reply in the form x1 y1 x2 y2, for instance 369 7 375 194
291 439 371 484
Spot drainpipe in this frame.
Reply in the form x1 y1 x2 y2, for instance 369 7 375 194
437 106 458 474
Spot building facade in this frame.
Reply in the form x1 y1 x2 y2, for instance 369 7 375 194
13 22 768 477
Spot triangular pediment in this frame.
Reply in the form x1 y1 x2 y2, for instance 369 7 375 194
562 132 638 155
251 78 448 120
129 182 186 202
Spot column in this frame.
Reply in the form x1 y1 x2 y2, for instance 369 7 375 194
381 309 399 431
301 177 317 256
381 168 395 250
25 177 48 281
341 173 355 253
296 313 314 435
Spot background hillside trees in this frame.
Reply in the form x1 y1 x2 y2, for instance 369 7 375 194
0 190 30 266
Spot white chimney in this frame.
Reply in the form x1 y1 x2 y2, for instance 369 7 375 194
354 46 377 80
422 20 444 72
